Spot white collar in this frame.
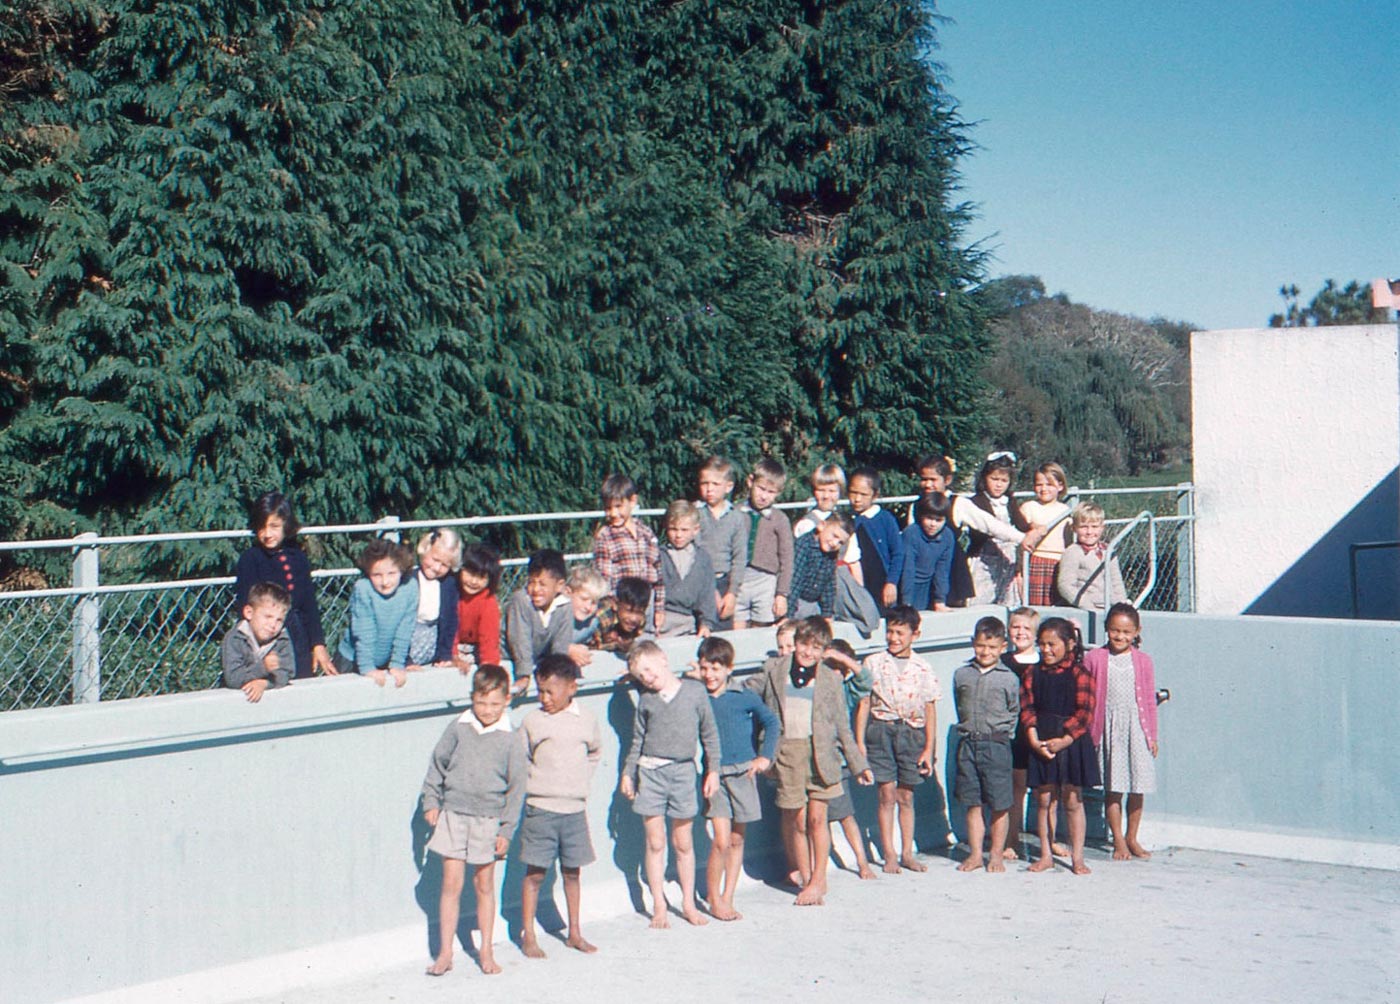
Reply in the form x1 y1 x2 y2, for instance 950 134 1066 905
460 710 514 734
536 593 570 625
547 701 581 717
861 504 883 518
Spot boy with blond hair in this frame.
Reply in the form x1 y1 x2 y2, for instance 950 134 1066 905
694 456 748 628
853 605 939 873
659 500 719 637
620 641 720 928
1056 501 1127 610
734 458 794 629
421 665 526 976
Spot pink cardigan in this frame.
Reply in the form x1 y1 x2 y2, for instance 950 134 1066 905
1085 646 1158 747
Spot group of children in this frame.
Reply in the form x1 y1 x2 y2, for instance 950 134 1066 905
409 598 1160 977
218 453 1130 708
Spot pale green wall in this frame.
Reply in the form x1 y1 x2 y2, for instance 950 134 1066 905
2 608 1393 1003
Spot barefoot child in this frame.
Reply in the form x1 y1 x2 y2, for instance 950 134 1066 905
1022 617 1099 875
518 655 602 958
620 641 721 928
853 606 939 873
953 617 1018 873
749 617 873 905
1004 607 1065 859
220 582 293 702
821 639 879 881
420 666 526 976
696 637 780 920
1088 603 1159 861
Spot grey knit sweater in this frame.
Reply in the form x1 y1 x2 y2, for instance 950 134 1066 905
420 714 528 839
622 678 721 783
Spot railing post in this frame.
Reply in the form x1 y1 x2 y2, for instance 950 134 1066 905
71 532 101 704
376 515 401 543
1176 484 1195 612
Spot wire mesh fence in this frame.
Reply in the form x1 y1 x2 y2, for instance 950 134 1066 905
0 488 1193 712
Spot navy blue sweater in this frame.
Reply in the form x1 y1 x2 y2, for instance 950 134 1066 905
234 546 327 680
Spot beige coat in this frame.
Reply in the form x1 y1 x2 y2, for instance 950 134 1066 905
747 655 868 786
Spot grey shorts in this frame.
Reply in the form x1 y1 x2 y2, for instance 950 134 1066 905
866 717 928 788
518 805 595 869
954 735 1014 811
427 810 500 865
734 568 779 623
825 775 854 821
633 759 699 819
707 765 762 823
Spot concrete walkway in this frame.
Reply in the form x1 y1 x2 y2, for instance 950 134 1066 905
222 847 1397 1004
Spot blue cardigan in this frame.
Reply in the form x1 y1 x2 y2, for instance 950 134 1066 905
337 576 420 672
900 522 954 610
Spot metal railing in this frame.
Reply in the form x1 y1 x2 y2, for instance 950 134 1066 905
0 484 1195 712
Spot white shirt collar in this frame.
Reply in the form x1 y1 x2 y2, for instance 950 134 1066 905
460 710 514 734
547 701 582 717
863 503 883 518
536 593 571 625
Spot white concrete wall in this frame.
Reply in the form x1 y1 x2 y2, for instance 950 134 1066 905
1190 324 1399 616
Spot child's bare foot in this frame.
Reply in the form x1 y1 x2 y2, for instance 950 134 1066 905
882 856 901 875
1002 846 1019 860
565 934 598 954
1127 840 1152 860
986 857 1006 873
1112 840 1132 861
794 882 826 906
520 937 547 960
900 854 927 873
1051 841 1070 857
478 951 501 975
681 906 709 927
425 956 453 976
1028 856 1055 873
1072 859 1092 875
710 902 742 921
649 910 671 929
856 864 879 880
957 855 983 872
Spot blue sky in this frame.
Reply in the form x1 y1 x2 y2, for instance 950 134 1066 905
933 1 1398 330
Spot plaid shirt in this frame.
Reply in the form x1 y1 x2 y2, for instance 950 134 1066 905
1018 661 1094 740
790 532 837 616
593 520 664 612
589 597 645 655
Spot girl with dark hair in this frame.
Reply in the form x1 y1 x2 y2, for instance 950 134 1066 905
233 491 335 679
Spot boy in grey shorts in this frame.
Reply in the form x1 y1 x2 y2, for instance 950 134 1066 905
696 636 780 921
953 616 1018 873
518 655 602 958
853 605 939 874
620 641 720 928
733 458 794 628
421 665 526 976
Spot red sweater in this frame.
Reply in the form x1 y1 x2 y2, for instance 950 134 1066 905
454 589 502 666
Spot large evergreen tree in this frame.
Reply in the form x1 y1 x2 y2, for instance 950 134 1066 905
0 0 986 569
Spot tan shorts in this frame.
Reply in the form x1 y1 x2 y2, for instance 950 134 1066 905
772 737 843 810
427 810 500 865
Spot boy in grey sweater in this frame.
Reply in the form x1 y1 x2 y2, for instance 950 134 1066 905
421 665 526 976
220 582 293 702
620 641 720 928
659 500 719 637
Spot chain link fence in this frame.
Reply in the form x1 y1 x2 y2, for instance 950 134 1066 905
0 489 1194 712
